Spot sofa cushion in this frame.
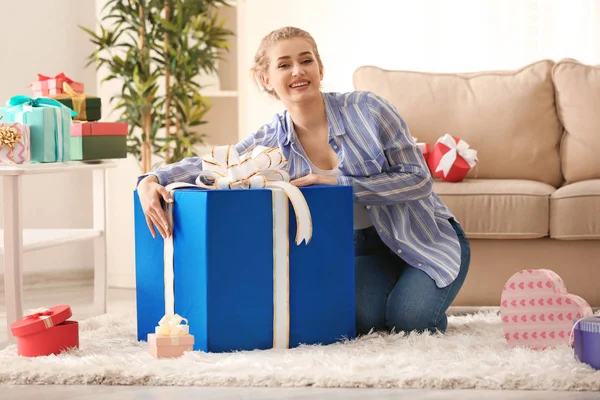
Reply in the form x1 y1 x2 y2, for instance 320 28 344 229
552 59 600 184
550 180 600 239
434 179 555 239
353 60 563 187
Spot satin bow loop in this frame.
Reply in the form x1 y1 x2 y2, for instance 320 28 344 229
24 307 55 329
189 145 312 245
155 314 189 336
4 95 77 117
434 134 478 178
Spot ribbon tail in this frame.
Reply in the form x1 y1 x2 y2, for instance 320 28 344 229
163 202 175 317
435 148 457 178
270 189 290 349
266 181 313 245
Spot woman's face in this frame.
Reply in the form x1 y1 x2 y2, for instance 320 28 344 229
263 37 323 105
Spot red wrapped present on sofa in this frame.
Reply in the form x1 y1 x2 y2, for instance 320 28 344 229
427 133 478 182
10 305 79 357
412 136 431 163
30 73 84 97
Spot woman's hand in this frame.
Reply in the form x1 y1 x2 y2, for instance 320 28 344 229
291 173 338 187
137 175 174 239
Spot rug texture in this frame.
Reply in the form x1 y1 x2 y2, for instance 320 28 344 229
1 310 599 390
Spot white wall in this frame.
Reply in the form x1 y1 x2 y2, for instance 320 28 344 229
0 0 98 280
3 0 598 289
240 0 600 136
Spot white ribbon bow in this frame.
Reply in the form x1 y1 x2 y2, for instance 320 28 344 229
161 145 314 349
434 133 478 178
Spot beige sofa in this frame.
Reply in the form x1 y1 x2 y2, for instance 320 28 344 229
353 59 600 307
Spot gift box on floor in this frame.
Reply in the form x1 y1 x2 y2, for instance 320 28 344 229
0 122 30 164
501 269 593 350
573 316 600 370
53 83 101 122
10 305 79 357
134 147 356 353
70 122 127 160
427 134 478 182
30 73 84 97
148 315 195 358
0 96 74 163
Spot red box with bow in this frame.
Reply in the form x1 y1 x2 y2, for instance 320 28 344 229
30 73 84 97
427 134 478 182
412 137 431 163
10 305 79 357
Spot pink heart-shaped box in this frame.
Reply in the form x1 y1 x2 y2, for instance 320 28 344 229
500 269 593 349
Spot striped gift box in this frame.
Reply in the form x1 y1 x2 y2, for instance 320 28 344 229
573 316 600 370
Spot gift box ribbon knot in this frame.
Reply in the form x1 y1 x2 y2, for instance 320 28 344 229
24 308 55 329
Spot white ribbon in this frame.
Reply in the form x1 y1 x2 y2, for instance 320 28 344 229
161 145 313 349
434 133 478 178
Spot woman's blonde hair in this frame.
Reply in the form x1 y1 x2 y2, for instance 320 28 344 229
250 27 324 99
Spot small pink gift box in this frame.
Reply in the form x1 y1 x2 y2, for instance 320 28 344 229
148 314 194 358
148 333 194 358
0 122 30 164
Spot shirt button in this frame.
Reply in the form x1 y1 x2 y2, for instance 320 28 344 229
397 249 402 254
378 229 383 233
333 145 338 150
418 263 422 267
366 205 371 210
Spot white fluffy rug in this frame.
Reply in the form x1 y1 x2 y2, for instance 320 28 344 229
1 310 599 390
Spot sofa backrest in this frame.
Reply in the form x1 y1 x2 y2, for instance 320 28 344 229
353 60 564 187
552 59 600 185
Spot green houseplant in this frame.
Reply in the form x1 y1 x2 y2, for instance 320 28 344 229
81 0 234 173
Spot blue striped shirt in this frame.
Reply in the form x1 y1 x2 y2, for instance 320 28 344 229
141 91 461 288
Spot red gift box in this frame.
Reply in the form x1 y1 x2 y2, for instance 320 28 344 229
427 134 478 182
411 137 431 163
71 122 128 136
10 305 79 357
30 73 84 97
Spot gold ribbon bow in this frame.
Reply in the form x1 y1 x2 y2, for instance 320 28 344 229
0 124 23 163
51 82 88 120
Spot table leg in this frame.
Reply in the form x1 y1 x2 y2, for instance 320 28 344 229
2 176 23 343
93 169 107 314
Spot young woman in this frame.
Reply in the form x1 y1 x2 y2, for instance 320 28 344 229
137 26 471 335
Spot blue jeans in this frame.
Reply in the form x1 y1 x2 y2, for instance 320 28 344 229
354 218 470 335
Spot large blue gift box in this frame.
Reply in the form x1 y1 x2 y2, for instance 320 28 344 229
134 185 356 353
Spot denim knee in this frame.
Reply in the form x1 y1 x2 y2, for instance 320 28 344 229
385 305 448 334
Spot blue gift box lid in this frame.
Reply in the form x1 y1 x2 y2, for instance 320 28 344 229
573 315 600 370
574 316 600 333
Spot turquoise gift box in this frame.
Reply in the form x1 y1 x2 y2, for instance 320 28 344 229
134 184 357 353
0 96 76 163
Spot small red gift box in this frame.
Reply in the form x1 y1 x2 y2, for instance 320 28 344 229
427 134 478 182
30 73 84 97
411 137 431 163
10 305 79 357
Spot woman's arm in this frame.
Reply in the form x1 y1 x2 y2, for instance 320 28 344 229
337 93 432 205
137 115 281 187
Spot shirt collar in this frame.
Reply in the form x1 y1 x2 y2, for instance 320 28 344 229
283 92 346 145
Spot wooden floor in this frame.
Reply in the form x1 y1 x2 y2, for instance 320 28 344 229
0 284 598 399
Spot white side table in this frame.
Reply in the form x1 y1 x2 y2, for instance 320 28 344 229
1 161 117 342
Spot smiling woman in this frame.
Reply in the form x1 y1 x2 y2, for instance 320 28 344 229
135 26 471 338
